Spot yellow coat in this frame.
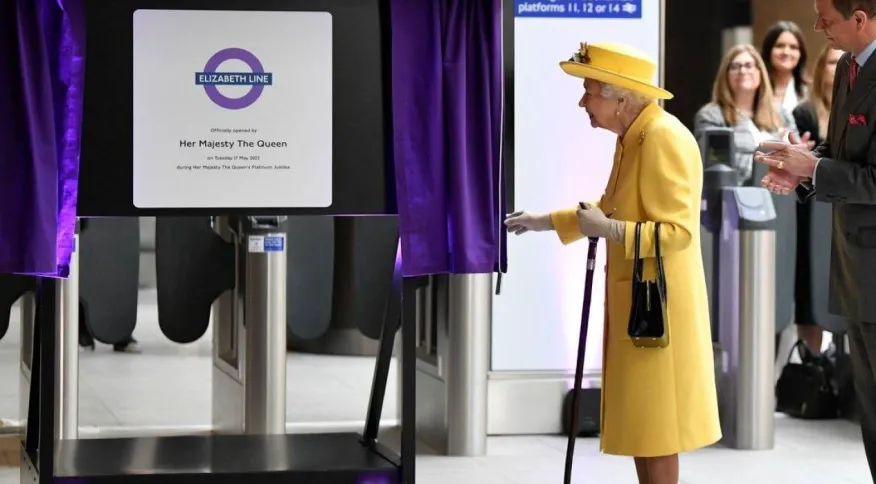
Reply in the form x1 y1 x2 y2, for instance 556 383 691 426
550 103 721 457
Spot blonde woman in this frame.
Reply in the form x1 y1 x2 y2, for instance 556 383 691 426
694 44 798 185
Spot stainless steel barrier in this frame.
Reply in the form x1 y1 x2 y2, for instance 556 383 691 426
20 226 80 439
212 216 288 435
717 187 776 450
415 273 491 456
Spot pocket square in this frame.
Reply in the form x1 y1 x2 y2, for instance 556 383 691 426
848 113 867 125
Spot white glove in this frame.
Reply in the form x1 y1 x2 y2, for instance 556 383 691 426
577 203 625 243
504 211 552 235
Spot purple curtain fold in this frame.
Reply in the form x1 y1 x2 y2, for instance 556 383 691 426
0 0 83 277
390 0 506 276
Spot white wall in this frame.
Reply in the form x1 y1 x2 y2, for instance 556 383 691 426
492 0 663 372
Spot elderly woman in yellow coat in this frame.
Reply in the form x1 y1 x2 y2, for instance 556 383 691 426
505 42 721 484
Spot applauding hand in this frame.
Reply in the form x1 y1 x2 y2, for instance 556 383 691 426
757 131 813 194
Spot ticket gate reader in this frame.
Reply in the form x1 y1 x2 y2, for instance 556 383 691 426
699 127 736 172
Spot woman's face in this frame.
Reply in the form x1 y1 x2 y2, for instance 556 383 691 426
578 79 617 130
727 52 761 96
770 31 802 73
823 48 843 90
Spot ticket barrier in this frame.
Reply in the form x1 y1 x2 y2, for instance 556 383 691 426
2 218 139 347
414 274 491 456
291 217 399 356
22 214 417 484
698 127 739 343
749 164 797 343
211 216 289 434
713 187 777 450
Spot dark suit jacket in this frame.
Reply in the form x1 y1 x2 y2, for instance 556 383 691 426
797 52 876 323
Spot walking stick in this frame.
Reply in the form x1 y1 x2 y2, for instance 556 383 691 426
563 203 601 484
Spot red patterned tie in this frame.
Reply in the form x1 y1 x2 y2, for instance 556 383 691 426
850 57 859 89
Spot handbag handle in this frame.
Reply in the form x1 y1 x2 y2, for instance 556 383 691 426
631 222 668 302
632 222 643 281
654 223 667 302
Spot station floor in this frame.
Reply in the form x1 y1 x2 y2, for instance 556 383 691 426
0 289 871 483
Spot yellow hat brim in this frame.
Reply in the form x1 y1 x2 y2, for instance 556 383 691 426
559 61 673 100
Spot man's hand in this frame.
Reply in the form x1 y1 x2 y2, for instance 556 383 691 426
754 140 818 178
761 166 803 194
797 131 816 150
786 130 816 149
756 131 815 194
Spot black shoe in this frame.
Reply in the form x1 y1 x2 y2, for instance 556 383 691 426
79 329 95 351
113 337 142 353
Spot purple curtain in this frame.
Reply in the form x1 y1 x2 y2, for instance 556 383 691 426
0 0 84 277
390 0 506 277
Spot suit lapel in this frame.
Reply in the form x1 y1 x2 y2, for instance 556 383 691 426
837 53 876 147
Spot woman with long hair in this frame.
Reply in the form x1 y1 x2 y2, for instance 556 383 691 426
761 20 810 111
694 44 797 185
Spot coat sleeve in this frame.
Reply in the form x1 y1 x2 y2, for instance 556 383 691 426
623 125 699 259
550 199 601 245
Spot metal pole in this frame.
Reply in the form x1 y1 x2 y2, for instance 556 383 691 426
243 217 288 434
718 187 776 451
736 230 776 449
55 230 80 439
445 273 491 456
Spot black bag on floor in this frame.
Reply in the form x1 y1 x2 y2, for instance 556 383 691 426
776 341 837 419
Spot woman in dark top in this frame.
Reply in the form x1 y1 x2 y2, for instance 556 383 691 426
761 21 810 112
791 44 842 358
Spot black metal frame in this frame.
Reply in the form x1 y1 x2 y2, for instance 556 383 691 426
21 276 421 484
21 278 56 482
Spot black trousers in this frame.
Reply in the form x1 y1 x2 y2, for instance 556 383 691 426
847 319 876 481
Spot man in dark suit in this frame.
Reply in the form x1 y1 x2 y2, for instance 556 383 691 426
756 0 876 478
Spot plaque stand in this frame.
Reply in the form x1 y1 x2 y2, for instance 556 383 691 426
22 250 419 484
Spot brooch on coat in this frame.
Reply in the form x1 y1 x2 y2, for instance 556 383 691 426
638 131 645 145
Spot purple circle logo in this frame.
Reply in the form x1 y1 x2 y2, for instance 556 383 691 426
194 48 273 110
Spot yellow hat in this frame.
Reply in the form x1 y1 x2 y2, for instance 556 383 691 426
559 42 673 100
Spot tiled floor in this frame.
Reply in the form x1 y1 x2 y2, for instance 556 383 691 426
0 289 871 483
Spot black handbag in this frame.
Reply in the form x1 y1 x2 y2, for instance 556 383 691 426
776 341 838 419
627 222 670 348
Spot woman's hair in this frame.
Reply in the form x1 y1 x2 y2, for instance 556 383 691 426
760 20 809 99
599 82 654 114
809 45 838 133
711 44 782 132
